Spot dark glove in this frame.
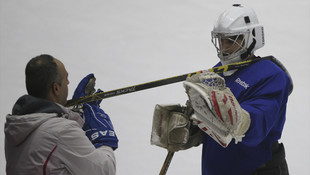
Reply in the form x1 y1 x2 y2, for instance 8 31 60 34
73 74 118 150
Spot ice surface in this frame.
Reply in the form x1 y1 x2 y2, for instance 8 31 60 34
1 0 309 174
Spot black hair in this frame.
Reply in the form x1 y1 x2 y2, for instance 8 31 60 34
25 54 62 99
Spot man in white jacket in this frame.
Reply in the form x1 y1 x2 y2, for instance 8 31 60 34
5 54 118 175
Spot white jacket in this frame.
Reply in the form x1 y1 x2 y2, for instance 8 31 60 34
5 95 116 175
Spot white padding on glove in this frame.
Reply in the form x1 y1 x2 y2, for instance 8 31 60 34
184 71 250 147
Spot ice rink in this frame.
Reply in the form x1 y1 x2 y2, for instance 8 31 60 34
1 0 309 174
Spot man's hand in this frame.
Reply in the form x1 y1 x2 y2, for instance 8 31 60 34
73 74 118 150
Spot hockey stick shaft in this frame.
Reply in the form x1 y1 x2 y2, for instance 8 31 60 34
65 58 264 107
159 151 175 175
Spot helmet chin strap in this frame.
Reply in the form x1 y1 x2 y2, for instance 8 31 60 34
241 38 256 60
241 28 257 60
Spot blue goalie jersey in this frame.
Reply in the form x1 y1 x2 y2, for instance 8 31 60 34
201 57 291 175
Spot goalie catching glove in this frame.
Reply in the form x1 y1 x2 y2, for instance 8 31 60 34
151 103 203 152
183 71 250 147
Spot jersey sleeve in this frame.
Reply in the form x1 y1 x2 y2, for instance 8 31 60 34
56 122 116 175
240 69 291 146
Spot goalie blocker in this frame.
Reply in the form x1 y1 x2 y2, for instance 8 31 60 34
151 103 203 152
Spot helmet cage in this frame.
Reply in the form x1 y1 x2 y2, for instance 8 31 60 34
211 30 250 64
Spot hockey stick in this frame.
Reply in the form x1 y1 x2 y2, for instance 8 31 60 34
159 151 175 175
65 57 268 107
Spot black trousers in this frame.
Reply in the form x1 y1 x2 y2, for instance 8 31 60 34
250 142 289 175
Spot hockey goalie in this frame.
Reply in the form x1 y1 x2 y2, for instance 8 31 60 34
151 4 291 175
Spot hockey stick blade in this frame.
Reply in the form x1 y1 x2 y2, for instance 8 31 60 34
65 57 265 107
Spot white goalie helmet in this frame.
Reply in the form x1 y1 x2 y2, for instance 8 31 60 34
211 4 265 65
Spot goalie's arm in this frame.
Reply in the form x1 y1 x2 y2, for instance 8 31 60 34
238 71 291 146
